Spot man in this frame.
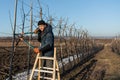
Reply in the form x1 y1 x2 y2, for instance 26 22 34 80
34 20 54 68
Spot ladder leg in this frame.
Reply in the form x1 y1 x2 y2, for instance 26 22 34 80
29 53 40 80
53 59 56 80
56 60 60 80
53 48 56 80
38 58 41 80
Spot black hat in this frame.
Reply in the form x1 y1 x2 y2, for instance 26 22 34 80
38 20 46 25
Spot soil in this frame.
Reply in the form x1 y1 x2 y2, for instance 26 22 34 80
0 40 120 80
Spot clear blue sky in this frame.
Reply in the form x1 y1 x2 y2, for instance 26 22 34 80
0 0 120 37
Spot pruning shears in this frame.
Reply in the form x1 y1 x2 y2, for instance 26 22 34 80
15 32 35 49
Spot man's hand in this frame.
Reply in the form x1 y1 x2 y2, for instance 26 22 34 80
33 48 40 54
19 38 23 41
34 28 39 34
19 32 24 41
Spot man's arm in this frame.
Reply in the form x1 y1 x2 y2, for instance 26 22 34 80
39 33 54 52
37 31 41 42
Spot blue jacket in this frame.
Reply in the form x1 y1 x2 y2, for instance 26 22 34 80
38 24 54 57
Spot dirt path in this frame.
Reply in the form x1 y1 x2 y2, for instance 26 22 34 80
91 44 120 80
11 43 119 80
62 43 120 80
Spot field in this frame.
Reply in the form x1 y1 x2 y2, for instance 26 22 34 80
0 38 120 80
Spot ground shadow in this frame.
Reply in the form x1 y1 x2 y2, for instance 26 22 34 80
69 59 97 80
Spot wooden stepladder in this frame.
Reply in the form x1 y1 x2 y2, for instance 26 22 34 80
29 47 60 80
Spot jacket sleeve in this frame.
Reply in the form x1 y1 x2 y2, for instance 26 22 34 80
39 33 54 52
37 30 41 42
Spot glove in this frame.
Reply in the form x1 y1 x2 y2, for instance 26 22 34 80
33 48 40 54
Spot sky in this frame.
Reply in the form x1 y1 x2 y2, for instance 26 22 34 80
0 0 120 37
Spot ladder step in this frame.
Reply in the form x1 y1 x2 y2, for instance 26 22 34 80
38 67 59 71
41 67 54 70
38 57 54 60
34 69 53 74
40 76 53 80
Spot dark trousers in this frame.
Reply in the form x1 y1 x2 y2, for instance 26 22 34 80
40 52 53 77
